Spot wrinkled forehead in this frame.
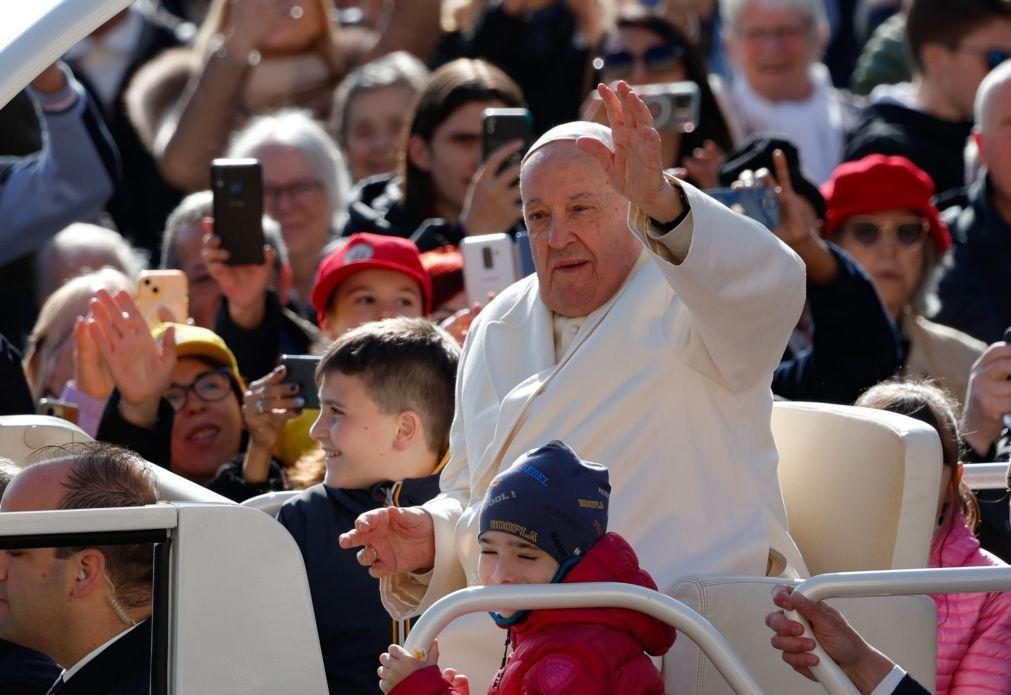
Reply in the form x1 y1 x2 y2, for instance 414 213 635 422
519 142 612 202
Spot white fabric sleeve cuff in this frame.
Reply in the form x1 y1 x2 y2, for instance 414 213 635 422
868 665 907 695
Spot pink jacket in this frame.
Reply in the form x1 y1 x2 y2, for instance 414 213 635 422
930 510 1011 694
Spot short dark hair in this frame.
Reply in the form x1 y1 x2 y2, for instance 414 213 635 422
316 318 460 454
906 0 1011 71
46 443 159 609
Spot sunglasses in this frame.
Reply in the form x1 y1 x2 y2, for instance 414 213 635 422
164 368 235 412
845 218 929 248
595 44 685 80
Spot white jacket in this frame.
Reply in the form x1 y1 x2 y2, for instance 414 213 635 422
382 182 808 618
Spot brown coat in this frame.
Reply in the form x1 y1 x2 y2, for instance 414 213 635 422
904 310 986 407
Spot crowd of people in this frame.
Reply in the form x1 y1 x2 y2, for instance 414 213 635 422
2 0 1011 693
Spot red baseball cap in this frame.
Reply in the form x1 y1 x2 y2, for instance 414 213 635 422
820 155 951 254
310 233 432 323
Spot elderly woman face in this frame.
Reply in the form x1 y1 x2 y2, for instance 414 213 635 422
257 144 332 258
835 209 930 317
729 1 822 101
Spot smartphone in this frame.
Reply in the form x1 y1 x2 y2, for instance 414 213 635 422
37 398 79 424
483 108 534 174
211 158 265 265
136 270 189 328
281 354 322 410
514 231 536 278
706 186 780 231
461 234 519 307
634 82 701 133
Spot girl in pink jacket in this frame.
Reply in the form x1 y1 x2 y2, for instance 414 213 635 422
858 382 1011 694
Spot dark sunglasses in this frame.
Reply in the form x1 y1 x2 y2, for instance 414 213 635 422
846 218 929 248
164 368 234 412
595 44 685 80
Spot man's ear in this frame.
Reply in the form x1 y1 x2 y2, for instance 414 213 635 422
70 549 107 600
407 135 432 172
392 411 423 452
974 129 987 168
919 42 948 79
278 263 294 303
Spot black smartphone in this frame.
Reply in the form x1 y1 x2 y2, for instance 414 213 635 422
482 108 534 174
211 158 265 265
281 354 322 410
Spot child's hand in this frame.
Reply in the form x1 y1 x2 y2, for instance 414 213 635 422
442 667 470 694
378 640 440 693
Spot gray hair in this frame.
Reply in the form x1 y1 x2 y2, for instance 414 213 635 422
330 51 430 147
37 223 147 300
0 457 20 494
722 0 828 36
227 109 350 226
161 190 289 269
161 190 213 270
974 59 1011 133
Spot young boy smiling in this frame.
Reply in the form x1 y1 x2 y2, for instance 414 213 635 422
276 317 459 694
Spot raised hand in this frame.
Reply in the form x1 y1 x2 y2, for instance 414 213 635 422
962 342 1011 456
73 316 114 400
86 290 176 426
242 366 302 450
682 139 725 190
338 506 436 579
459 140 525 236
201 218 275 329
576 81 683 222
223 0 292 56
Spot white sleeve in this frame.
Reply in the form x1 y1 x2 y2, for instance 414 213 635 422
868 665 908 695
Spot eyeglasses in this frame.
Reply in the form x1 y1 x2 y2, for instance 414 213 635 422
263 179 323 206
164 368 234 412
955 45 1011 71
845 217 929 248
737 22 810 44
594 44 685 80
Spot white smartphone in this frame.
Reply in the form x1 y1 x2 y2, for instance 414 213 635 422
461 234 519 307
136 270 189 328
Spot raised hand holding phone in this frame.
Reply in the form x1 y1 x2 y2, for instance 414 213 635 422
201 218 275 329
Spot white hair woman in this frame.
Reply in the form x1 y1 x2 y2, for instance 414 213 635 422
227 109 350 313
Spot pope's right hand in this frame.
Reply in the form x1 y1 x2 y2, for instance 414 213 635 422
339 506 436 579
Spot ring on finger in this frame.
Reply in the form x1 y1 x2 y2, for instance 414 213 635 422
256 399 264 414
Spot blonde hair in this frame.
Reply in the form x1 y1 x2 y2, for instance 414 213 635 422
23 268 132 401
287 446 325 489
194 0 345 77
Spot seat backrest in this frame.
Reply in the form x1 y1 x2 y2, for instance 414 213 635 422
0 415 231 503
771 402 942 574
241 490 301 516
664 575 937 695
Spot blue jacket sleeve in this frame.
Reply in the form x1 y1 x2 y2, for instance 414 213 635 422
0 72 119 265
774 244 901 404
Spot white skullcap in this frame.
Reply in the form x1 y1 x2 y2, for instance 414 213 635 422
521 121 613 166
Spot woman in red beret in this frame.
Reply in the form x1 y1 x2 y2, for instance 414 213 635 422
820 155 985 402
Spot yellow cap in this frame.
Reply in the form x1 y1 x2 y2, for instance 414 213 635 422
152 323 245 390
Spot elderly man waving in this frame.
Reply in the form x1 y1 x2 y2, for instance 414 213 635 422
341 82 807 617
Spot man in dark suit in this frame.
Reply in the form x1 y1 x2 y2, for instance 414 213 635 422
0 443 158 694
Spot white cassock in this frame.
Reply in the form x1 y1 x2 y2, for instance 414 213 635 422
382 180 808 624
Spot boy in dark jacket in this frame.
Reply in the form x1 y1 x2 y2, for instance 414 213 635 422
278 317 459 694
379 441 676 695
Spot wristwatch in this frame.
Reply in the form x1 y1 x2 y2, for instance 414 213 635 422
648 184 690 233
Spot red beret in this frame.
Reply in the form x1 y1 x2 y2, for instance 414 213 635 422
820 155 951 254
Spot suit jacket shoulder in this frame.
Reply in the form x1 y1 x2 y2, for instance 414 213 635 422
61 620 151 694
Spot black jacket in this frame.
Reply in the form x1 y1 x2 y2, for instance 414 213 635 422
277 474 442 694
774 245 901 404
341 174 523 252
0 639 60 695
933 175 1011 344
51 620 151 694
96 392 285 502
844 101 973 197
0 333 34 415
215 290 321 383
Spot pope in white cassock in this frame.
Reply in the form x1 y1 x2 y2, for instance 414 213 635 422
341 82 809 624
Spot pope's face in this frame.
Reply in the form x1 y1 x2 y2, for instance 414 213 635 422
520 142 642 318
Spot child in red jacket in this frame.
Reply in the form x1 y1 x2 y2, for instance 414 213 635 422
378 441 676 694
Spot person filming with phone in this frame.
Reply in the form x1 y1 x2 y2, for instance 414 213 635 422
340 80 808 646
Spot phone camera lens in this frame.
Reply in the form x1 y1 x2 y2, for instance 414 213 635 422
152 286 160 294
482 247 494 269
230 181 244 195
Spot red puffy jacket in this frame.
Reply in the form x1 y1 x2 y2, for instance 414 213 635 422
393 532 676 694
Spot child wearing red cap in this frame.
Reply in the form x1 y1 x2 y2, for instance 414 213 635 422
310 232 433 341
